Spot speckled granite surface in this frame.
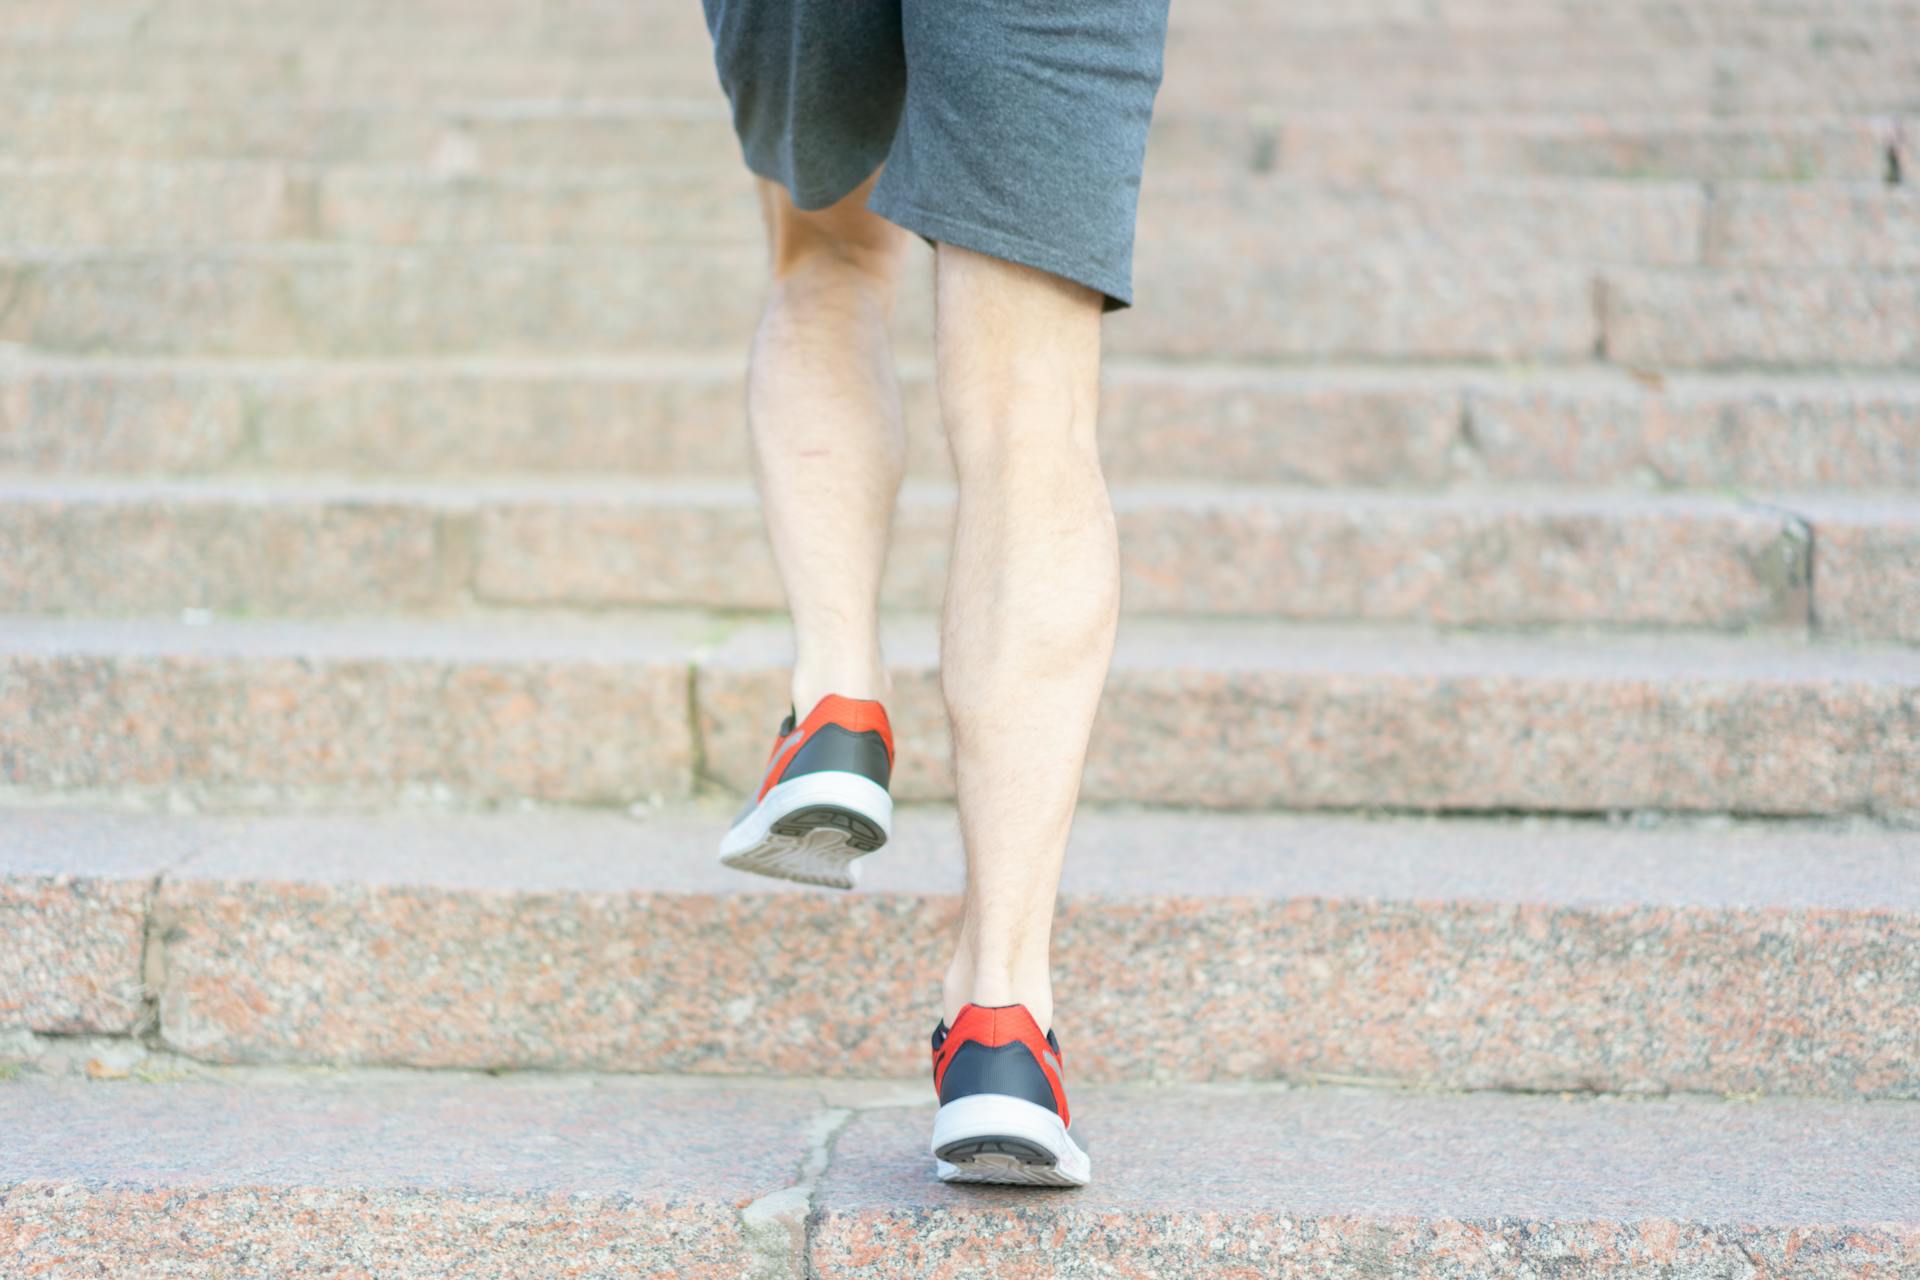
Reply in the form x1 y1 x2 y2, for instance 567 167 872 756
5 1074 1914 1280
1788 496 1920 644
813 1089 1920 1279
0 615 698 805
0 1073 825 1278
0 811 200 1034
0 875 149 1034
0 475 1821 627
6 613 1916 814
470 483 1807 628
20 361 1915 492
698 617 1920 815
0 482 459 615
12 805 1915 1096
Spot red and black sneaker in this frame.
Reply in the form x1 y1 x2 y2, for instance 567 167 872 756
717 693 893 890
928 1003 1088 1186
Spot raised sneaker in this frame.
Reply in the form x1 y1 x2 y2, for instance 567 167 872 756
716 693 893 889
929 1003 1089 1187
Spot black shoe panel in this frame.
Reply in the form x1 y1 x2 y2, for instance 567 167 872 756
779 723 892 790
937 1040 1059 1115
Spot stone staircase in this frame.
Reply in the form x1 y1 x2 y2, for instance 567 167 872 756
3 0 1918 1275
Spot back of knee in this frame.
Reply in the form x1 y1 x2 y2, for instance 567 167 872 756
765 194 908 292
941 364 1100 483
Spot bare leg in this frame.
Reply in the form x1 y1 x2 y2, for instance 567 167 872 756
934 246 1118 1034
746 173 911 712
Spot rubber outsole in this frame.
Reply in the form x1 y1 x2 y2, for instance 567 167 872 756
935 1150 1088 1188
930 1093 1090 1188
720 803 887 890
771 804 886 851
935 1135 1056 1165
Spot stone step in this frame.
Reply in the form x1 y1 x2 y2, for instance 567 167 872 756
1157 45 1920 118
10 0 1918 37
8 245 1914 368
3 23 1915 118
3 94 1898 183
1707 184 1920 269
6 162 1916 273
1605 267 1920 371
1253 112 1900 184
1777 494 1920 643
6 805 1917 1093
9 357 1918 491
1 1074 1916 1278
0 475 1823 630
7 162 1738 268
4 614 1915 815
12 3 1914 45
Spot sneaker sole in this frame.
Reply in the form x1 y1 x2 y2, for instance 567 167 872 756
931 1093 1089 1188
718 771 892 890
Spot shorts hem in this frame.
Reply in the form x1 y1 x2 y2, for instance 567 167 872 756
740 150 887 214
868 194 1134 311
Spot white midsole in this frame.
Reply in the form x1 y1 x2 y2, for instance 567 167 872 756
718 770 893 860
930 1093 1079 1166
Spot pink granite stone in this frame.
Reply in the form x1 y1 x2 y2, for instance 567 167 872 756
1122 252 1595 362
697 619 1920 816
1606 268 1920 370
1711 46 1920 116
1795 497 1920 643
247 357 755 476
1465 376 1920 488
813 1091 1920 1279
0 246 767 357
1273 115 1890 183
5 1072 1917 1279
449 108 743 172
127 807 1920 1096
0 616 697 806
0 358 1458 486
315 168 763 245
1110 488 1806 628
0 1074 826 1279
0 479 462 615
0 363 248 473
0 160 297 246
1096 366 1459 486
1709 184 1920 269
0 812 209 1035
0 878 148 1034
472 484 1806 628
5 95 447 166
1155 40 1711 116
1136 175 1704 268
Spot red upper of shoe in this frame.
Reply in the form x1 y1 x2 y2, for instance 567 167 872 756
931 1003 1070 1126
755 694 894 802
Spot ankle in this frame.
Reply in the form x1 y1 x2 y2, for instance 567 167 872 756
790 666 891 715
942 959 1053 1032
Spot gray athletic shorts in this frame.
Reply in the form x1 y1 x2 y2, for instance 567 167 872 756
701 0 1171 309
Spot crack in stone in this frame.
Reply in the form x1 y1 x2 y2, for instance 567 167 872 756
136 869 167 1046
1737 497 1817 636
740 1104 854 1280
685 661 712 791
1590 275 1611 362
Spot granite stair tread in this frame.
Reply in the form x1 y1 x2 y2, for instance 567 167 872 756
1 1070 1916 1278
0 471 1851 627
4 611 1916 814
5 805 1917 1094
6 354 1917 489
2 94 1899 183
